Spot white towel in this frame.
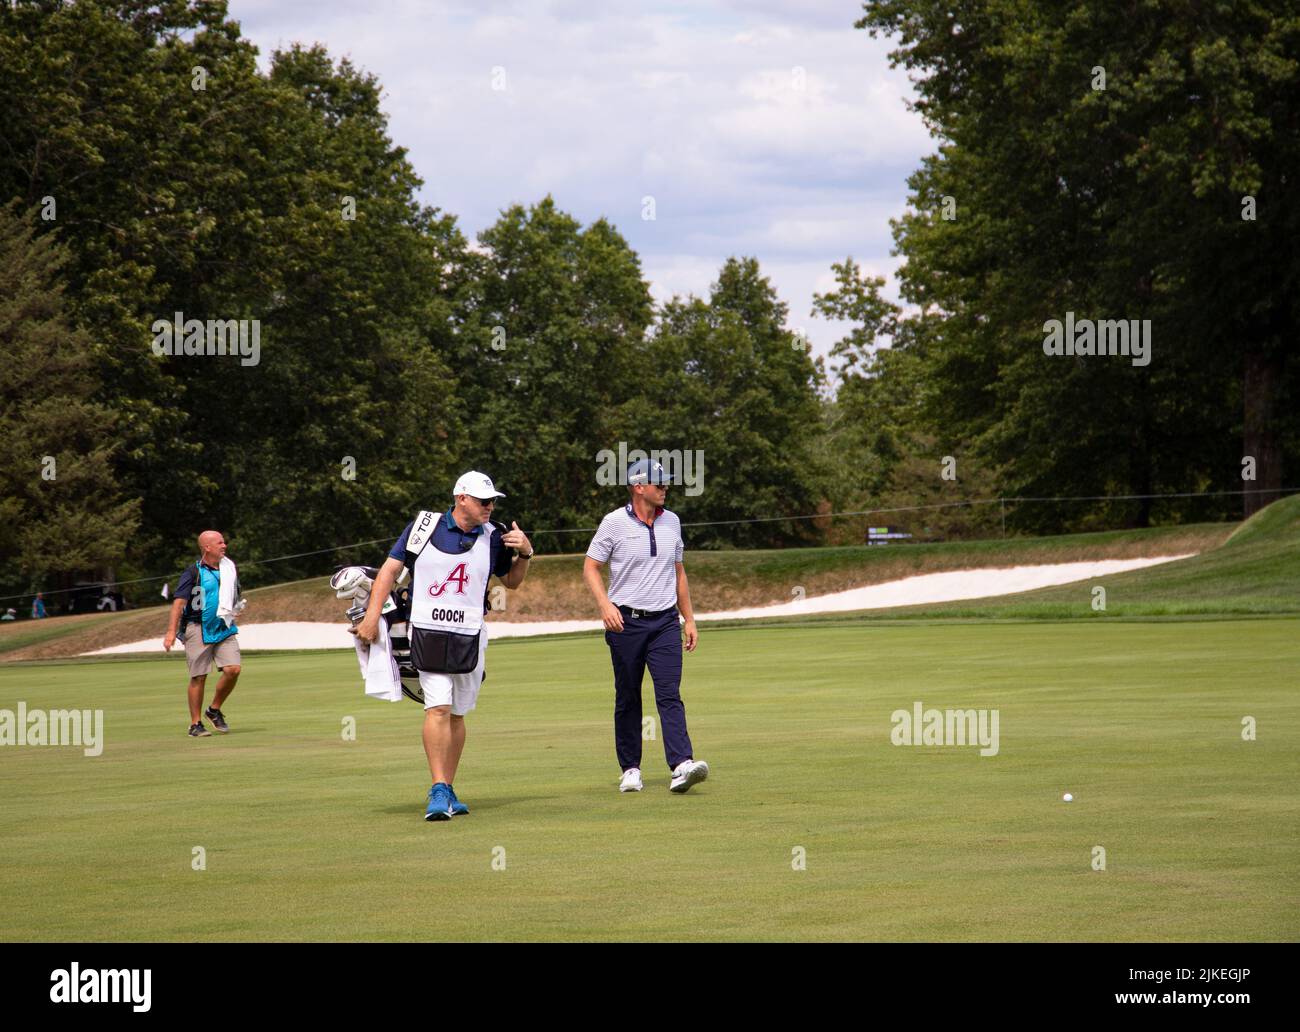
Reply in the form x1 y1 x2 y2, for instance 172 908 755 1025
356 618 403 702
216 556 243 627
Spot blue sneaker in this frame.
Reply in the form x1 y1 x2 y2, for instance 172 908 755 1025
447 785 469 816
425 783 453 821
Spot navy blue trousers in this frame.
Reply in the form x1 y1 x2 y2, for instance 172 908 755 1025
605 608 693 772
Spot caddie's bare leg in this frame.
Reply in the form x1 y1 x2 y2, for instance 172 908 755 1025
423 705 454 784
447 714 467 785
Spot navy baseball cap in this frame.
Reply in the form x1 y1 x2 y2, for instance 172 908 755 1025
627 458 671 485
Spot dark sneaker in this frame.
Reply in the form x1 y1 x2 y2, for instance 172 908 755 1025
188 722 211 738
447 785 469 816
204 707 229 733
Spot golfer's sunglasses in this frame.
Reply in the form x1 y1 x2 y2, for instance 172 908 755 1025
473 496 497 507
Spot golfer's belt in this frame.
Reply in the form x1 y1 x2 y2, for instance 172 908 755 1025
618 605 677 620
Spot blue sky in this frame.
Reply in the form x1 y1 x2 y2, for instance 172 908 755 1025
230 0 932 366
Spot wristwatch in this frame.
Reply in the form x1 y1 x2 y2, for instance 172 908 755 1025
518 550 534 560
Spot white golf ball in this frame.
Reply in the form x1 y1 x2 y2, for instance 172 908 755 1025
1063 793 1074 802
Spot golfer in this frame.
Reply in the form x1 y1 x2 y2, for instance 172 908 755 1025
583 458 709 794
356 471 533 821
163 531 241 737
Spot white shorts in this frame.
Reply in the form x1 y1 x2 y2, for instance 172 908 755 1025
418 626 487 715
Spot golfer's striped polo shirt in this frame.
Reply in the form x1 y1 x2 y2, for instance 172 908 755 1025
586 505 684 610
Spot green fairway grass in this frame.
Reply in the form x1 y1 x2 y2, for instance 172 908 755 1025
1 618 1296 941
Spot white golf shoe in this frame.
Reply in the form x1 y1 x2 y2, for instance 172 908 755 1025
619 768 643 793
669 759 709 793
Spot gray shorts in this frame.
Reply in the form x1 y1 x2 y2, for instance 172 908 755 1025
184 623 241 678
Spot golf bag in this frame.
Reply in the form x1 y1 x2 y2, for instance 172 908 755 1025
330 564 423 704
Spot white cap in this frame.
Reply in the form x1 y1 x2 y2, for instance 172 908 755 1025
452 470 506 499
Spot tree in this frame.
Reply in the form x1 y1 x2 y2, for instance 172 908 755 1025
612 258 827 548
0 203 140 596
206 44 468 575
451 197 654 543
0 4 470 581
813 257 1000 541
854 0 1300 528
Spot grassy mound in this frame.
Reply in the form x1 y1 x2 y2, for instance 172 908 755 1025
773 494 1300 623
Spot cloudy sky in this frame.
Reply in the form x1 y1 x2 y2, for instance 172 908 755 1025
231 0 933 366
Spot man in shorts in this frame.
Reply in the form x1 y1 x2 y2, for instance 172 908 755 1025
356 471 533 820
164 530 241 737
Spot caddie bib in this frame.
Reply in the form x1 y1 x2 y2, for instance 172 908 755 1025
407 514 490 673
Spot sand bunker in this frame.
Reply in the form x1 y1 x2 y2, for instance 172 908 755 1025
86 554 1193 654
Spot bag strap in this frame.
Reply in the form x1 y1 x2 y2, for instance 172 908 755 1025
404 510 441 560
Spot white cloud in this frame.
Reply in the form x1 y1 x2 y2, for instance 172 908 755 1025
229 0 930 362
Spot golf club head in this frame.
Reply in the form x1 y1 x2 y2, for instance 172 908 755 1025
331 565 374 600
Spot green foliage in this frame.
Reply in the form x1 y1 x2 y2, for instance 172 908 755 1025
611 258 827 548
14 0 1288 595
447 197 654 539
0 2 466 584
0 0 833 583
850 0 1300 529
0 204 140 589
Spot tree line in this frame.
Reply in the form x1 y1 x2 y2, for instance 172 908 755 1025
1 0 1294 606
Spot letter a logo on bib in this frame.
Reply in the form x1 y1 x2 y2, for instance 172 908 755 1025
411 528 489 633
428 563 470 598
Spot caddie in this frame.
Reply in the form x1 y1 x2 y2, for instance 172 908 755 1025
356 471 533 821
583 458 709 794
